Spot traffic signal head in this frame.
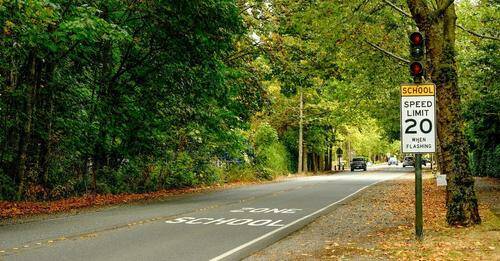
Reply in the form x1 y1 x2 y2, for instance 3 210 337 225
410 61 424 77
409 32 425 60
409 32 425 80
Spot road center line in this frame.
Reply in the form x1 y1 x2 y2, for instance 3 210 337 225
209 176 399 261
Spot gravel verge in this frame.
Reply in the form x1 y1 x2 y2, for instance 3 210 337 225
246 174 499 260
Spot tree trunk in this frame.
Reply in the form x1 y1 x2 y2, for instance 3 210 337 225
311 152 318 173
40 63 55 189
319 151 325 171
407 0 480 226
297 89 303 173
347 141 352 164
327 145 332 171
303 143 308 173
17 53 37 198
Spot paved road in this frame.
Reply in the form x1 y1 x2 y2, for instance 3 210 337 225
0 166 411 261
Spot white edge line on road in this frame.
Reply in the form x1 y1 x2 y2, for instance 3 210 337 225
209 176 400 261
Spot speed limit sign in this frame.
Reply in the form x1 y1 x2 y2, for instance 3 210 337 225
401 83 436 153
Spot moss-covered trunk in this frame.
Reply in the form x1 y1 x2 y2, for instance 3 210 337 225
407 0 480 226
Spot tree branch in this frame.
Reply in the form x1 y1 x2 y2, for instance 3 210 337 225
239 4 262 15
224 41 261 62
457 24 500 41
353 0 371 13
383 0 500 41
364 40 410 64
432 0 454 18
383 0 411 17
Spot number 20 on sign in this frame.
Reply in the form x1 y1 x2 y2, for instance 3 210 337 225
401 84 436 153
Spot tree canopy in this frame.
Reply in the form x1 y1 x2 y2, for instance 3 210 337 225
1 0 498 226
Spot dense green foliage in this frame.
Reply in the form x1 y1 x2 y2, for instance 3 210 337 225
458 1 499 178
239 0 408 173
0 0 266 200
0 0 497 201
253 123 290 179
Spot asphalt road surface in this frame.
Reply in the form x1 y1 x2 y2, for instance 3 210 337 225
1 165 412 261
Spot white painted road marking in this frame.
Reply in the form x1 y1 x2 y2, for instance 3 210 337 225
230 207 302 214
165 217 286 227
209 176 398 261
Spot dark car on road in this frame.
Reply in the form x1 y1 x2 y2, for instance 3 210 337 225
421 158 429 166
402 156 415 167
350 157 367 171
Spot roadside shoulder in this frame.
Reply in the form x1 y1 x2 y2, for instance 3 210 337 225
247 174 500 260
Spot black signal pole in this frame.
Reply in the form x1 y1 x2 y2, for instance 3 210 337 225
415 153 423 239
414 74 423 241
410 31 424 240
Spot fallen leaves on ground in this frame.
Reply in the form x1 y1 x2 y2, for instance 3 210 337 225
320 175 500 260
0 189 195 219
0 172 341 220
0 180 264 220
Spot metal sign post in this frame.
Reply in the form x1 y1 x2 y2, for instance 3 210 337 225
415 154 423 239
400 83 436 240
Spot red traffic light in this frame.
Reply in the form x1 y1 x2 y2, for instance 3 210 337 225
410 32 423 45
410 61 424 77
409 32 425 60
409 32 425 78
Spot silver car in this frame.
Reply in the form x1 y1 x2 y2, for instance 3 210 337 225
388 157 398 166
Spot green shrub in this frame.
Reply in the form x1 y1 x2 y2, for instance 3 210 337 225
485 146 500 178
281 128 299 172
255 166 274 180
253 123 291 179
470 145 500 178
254 123 279 148
0 172 16 200
96 167 125 194
163 152 199 188
259 143 290 174
222 165 257 183
196 163 223 185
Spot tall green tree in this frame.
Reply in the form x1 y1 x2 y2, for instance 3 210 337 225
405 0 481 225
457 0 499 179
0 0 258 199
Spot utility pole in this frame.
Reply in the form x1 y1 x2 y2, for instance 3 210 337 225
297 87 303 174
347 141 351 164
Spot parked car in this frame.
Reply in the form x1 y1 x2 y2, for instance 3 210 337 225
402 156 415 167
388 156 398 166
350 157 367 171
421 158 428 166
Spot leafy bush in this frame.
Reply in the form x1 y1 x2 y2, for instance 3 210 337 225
255 167 274 180
222 165 257 183
196 164 223 185
253 123 291 179
281 128 299 172
163 152 199 188
470 146 500 178
116 160 157 193
0 172 16 200
259 143 290 174
254 123 279 148
96 167 126 194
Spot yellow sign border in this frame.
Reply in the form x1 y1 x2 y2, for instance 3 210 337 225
401 83 435 96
